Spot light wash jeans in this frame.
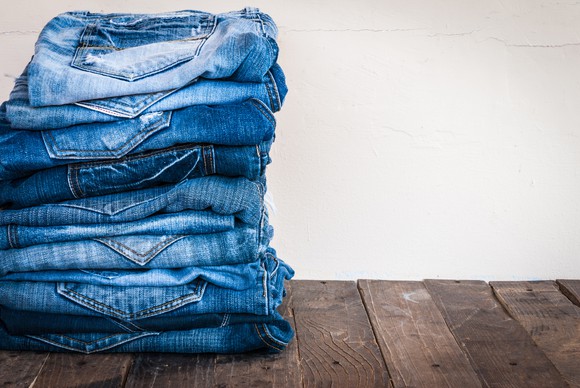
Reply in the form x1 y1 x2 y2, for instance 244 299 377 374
27 8 279 106
6 63 285 129
0 176 265 226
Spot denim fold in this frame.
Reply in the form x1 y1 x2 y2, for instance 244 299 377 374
27 8 279 106
0 141 271 209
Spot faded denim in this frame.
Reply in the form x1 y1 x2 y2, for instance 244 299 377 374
27 8 279 106
0 141 271 209
6 64 286 129
0 251 290 315
0 176 265 226
0 99 275 182
0 210 235 249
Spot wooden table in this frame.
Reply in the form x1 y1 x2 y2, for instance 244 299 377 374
2 279 579 387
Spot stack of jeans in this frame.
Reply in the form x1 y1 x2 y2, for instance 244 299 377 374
0 8 294 354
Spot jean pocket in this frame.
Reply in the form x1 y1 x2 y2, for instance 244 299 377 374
68 145 213 198
28 331 158 354
42 111 171 160
57 280 207 320
71 12 215 81
93 235 186 265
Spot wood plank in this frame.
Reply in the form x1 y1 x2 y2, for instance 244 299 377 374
31 353 134 388
124 282 301 388
557 279 580 307
358 280 482 388
292 280 391 388
0 351 49 387
491 281 580 387
425 280 568 388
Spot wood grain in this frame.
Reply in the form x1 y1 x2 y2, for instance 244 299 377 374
125 282 301 388
0 351 49 387
291 280 391 388
359 280 482 388
491 281 580 387
426 280 567 388
30 353 134 388
557 279 580 307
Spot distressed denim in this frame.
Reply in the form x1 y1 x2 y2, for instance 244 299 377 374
0 99 275 182
0 141 271 209
0 251 289 315
0 252 294 353
6 64 286 129
0 318 293 353
0 224 272 276
0 176 265 226
27 8 279 106
0 210 235 249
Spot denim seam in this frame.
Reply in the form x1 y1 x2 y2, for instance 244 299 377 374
68 143 201 170
7 224 18 249
254 13 267 36
264 71 278 111
70 19 215 81
254 324 285 351
201 146 215 175
220 313 230 327
93 235 186 265
107 317 142 333
28 332 157 354
42 112 170 158
248 98 275 128
67 165 84 198
59 282 205 319
261 323 289 347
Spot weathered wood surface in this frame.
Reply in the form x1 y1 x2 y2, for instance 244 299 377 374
124 284 301 388
30 353 134 388
425 280 568 388
491 281 580 388
0 351 49 387
557 279 580 307
291 280 391 388
359 280 481 388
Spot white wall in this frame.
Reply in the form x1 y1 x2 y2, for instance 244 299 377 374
2 1 580 280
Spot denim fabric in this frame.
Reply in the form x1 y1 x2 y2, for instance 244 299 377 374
0 319 293 354
1 308 284 335
0 99 275 181
0 223 271 275
0 252 291 316
6 64 286 129
27 8 279 106
0 210 235 249
0 141 271 209
0 176 265 226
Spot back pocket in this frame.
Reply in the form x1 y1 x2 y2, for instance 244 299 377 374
72 12 215 81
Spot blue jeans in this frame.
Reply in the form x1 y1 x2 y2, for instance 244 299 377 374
0 253 294 354
0 141 271 209
0 223 271 275
0 252 293 353
0 251 289 316
27 8 279 106
0 319 293 353
6 63 286 129
0 99 275 182
1 308 283 335
0 176 265 226
0 210 235 249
